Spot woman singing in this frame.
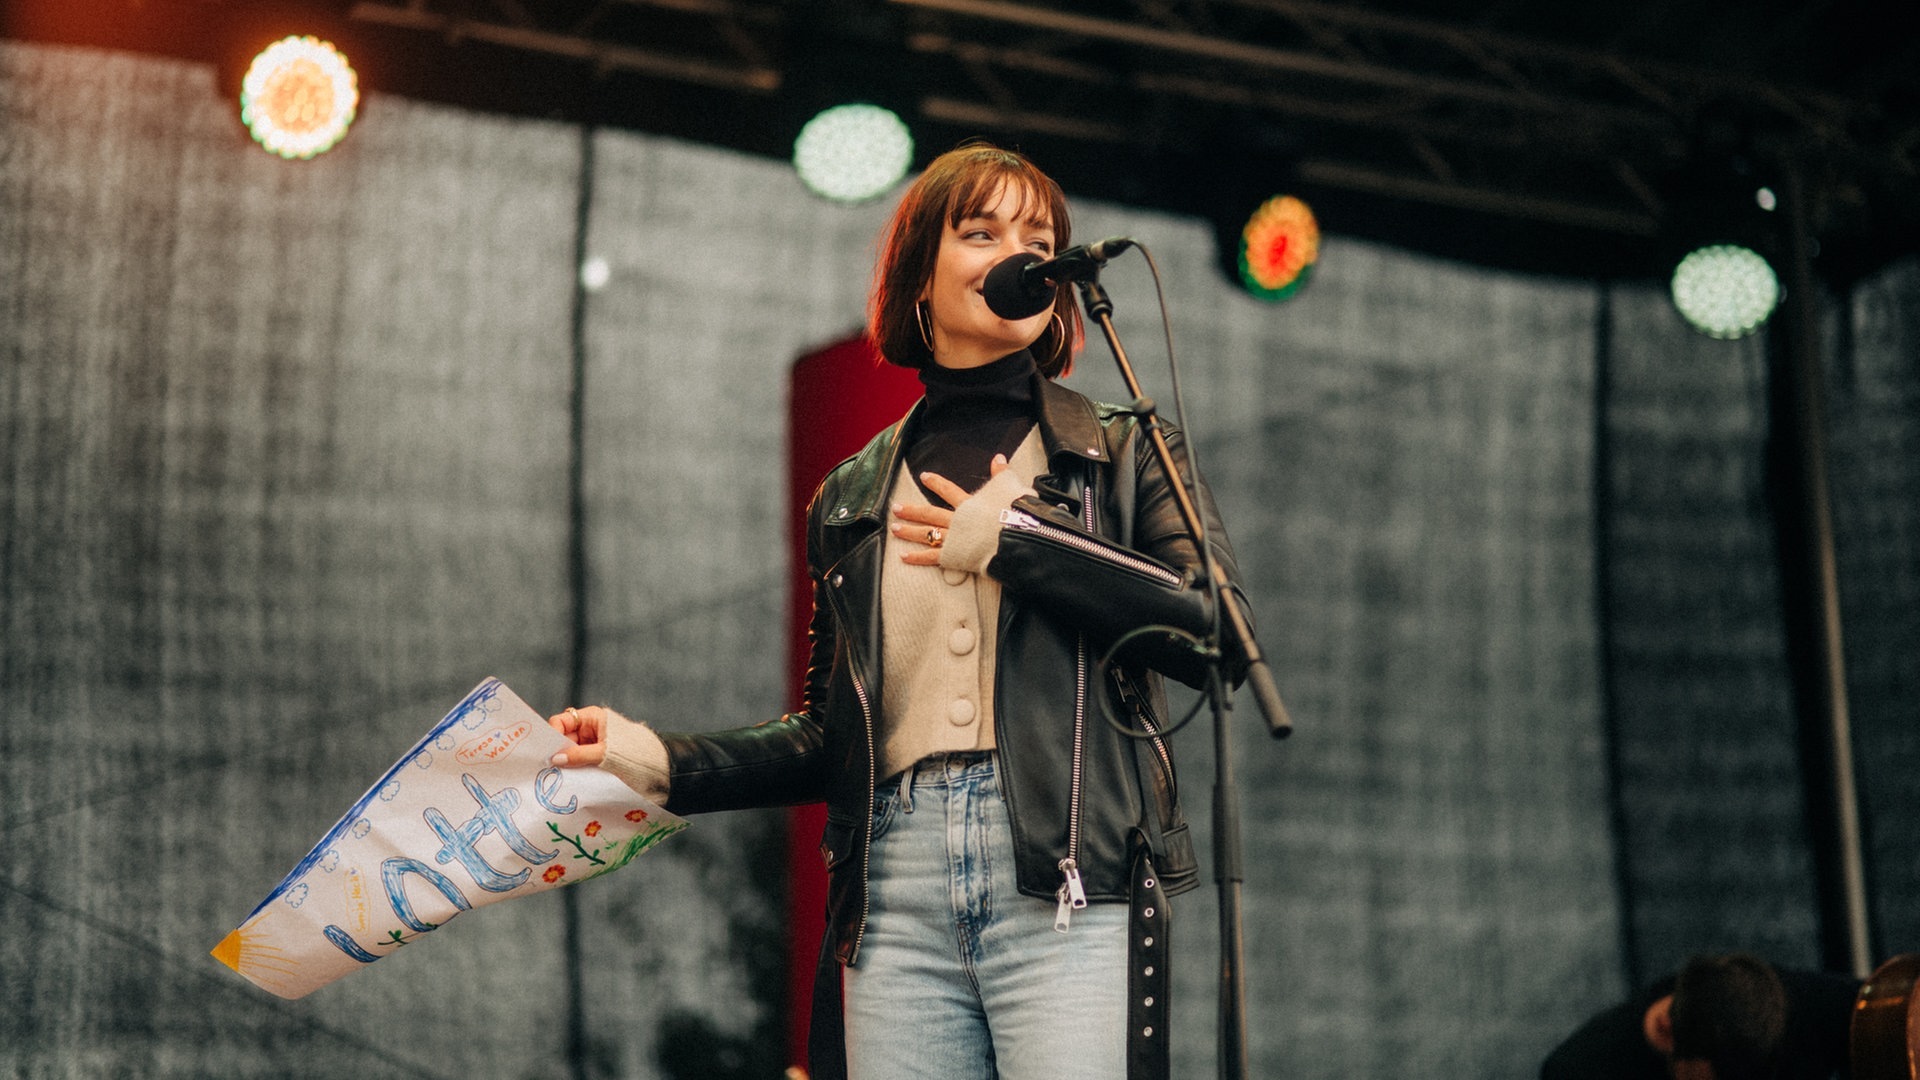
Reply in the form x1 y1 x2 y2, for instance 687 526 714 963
548 141 1249 1080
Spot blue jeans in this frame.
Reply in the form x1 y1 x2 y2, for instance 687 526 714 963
842 752 1130 1080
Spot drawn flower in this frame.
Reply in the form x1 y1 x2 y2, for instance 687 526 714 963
625 809 649 823
543 865 567 884
584 820 602 837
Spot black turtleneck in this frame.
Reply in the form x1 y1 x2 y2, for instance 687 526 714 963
905 350 1039 509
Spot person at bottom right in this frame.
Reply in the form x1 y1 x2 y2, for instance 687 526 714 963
1541 952 1861 1080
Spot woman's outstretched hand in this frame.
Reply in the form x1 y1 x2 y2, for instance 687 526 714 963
547 705 611 767
891 453 1009 566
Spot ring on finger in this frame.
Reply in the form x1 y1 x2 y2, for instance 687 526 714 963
927 527 944 548
567 706 581 723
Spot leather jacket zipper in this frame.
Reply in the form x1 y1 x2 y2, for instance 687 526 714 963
1051 492 1103 932
1055 628 1089 932
850 666 875 964
999 508 1184 588
1115 669 1177 805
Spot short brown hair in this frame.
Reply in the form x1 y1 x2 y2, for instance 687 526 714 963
868 142 1081 377
1670 953 1788 1080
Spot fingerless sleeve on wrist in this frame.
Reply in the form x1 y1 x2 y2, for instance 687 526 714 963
600 711 672 807
938 468 1033 575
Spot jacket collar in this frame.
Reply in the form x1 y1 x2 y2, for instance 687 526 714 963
1034 375 1110 468
829 377 1110 527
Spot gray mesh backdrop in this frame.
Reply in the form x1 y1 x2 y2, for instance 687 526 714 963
1832 260 1920 961
3 38 1917 1080
570 133 899 1077
0 42 583 1079
1597 286 1823 979
1599 269 1920 980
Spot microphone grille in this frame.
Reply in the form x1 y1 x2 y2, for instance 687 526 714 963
982 251 1054 320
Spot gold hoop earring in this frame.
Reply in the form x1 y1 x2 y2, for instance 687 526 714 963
915 300 935 354
1046 310 1067 360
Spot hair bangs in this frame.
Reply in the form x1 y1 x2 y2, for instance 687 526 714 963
945 164 1060 235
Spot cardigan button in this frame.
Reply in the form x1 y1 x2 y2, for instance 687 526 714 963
947 699 976 725
948 627 976 655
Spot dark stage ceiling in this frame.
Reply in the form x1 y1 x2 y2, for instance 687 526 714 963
10 0 1919 284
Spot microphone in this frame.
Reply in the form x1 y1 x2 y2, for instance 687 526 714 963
982 237 1136 320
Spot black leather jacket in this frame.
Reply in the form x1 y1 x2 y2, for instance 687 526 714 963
657 375 1249 1070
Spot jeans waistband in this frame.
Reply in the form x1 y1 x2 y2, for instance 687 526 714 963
911 750 994 778
894 750 995 810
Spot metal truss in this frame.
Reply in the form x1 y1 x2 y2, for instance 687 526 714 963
889 0 1909 238
346 0 786 92
343 0 1916 246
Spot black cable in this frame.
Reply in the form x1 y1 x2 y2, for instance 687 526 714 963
562 122 596 1080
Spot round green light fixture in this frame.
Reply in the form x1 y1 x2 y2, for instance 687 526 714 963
1671 244 1780 339
793 104 913 203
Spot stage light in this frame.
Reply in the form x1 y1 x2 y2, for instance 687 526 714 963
1237 195 1319 300
793 104 913 203
580 256 611 292
240 36 358 160
1671 244 1780 339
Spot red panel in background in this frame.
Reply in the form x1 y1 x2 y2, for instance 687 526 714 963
783 334 921 1071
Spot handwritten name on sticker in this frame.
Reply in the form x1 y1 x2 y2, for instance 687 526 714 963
456 721 533 765
345 867 369 933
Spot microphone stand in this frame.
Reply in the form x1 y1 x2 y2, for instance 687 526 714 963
1071 272 1293 1080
